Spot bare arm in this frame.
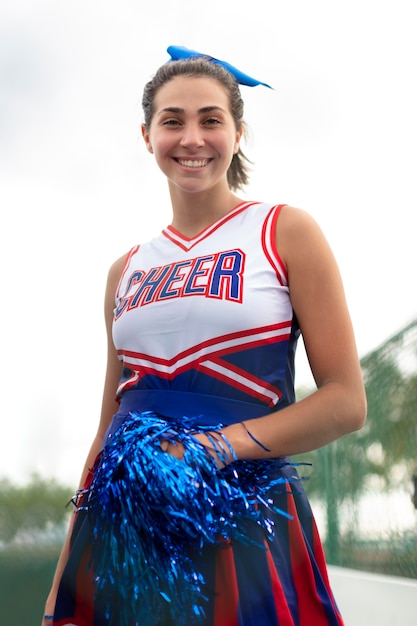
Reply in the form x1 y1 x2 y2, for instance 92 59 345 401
224 206 367 460
42 254 127 624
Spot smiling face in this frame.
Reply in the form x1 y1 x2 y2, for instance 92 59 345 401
142 76 243 196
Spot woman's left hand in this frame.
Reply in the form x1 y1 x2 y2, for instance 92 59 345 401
160 429 234 468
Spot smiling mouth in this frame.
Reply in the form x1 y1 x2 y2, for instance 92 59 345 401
175 158 211 168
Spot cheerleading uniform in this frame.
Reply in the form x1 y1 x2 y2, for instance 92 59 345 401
53 201 344 626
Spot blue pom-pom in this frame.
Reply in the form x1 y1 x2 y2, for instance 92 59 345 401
79 411 299 625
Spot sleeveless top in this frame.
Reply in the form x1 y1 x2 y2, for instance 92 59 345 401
112 201 300 412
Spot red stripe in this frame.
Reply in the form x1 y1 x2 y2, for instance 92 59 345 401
53 552 95 626
265 543 296 626
198 358 283 407
287 491 330 626
118 321 292 371
73 547 95 625
53 468 98 626
312 522 345 623
213 545 240 626
123 329 290 382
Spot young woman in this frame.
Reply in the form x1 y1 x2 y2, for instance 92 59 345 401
43 48 366 626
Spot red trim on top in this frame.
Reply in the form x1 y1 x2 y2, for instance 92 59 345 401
115 245 140 299
262 204 288 286
162 201 260 251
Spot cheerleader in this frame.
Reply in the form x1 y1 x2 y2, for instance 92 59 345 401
42 46 366 626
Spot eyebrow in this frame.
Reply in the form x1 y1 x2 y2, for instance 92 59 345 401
158 105 227 116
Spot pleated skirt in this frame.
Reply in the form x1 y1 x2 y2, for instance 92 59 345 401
53 390 345 626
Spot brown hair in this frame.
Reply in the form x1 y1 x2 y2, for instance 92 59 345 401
142 57 251 191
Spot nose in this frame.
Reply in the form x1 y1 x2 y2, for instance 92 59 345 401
179 122 204 151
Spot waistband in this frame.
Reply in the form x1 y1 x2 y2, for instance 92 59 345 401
104 389 274 443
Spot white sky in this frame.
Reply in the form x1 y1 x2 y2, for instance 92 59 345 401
1 0 416 486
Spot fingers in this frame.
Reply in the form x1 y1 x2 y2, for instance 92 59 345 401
190 431 234 468
159 430 236 468
160 438 185 459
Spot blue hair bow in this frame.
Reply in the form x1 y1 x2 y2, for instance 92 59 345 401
167 45 273 89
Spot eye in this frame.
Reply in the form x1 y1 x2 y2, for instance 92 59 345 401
203 117 222 127
162 118 182 127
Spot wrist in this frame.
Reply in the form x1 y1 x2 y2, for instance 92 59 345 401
222 421 271 461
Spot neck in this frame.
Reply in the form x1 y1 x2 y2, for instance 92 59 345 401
168 183 243 238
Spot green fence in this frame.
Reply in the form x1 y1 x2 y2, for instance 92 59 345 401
0 480 73 625
1 320 416 624
295 318 417 579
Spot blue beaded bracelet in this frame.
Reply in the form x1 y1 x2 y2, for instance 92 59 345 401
44 616 54 621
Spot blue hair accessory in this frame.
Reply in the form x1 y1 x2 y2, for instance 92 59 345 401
167 45 273 89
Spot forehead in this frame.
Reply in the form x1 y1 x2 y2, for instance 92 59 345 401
154 75 231 113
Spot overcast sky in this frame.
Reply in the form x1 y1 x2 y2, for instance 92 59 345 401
1 0 416 486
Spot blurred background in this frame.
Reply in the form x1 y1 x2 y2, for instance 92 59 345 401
1 0 416 623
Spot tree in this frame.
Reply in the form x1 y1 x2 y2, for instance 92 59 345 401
0 474 73 544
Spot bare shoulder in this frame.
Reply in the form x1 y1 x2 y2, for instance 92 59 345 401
107 251 131 289
276 205 332 268
277 204 324 238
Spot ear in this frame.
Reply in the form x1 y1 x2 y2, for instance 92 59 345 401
233 126 244 154
141 124 153 154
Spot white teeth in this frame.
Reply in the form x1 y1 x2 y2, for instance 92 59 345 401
177 159 209 168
